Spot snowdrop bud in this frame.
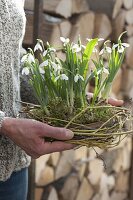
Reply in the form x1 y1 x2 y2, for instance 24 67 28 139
22 67 30 75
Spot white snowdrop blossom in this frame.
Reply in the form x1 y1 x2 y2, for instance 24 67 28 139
43 50 48 57
34 42 43 52
99 46 112 55
72 44 81 53
55 74 69 81
113 42 130 53
39 60 49 68
39 67 45 74
61 74 69 80
74 74 84 83
21 54 27 63
51 62 61 72
60 37 70 45
49 47 56 53
22 67 30 75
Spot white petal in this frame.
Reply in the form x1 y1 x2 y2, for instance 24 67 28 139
74 74 79 82
99 49 104 55
39 60 48 67
118 45 124 53
106 47 112 54
28 54 35 63
60 37 66 43
65 38 70 44
55 76 60 81
49 47 56 52
98 38 104 42
86 38 92 42
39 67 45 74
21 55 27 63
103 68 109 74
79 75 84 81
22 67 30 75
113 44 118 49
122 43 130 48
61 74 68 80
43 50 48 57
34 43 43 52
81 45 86 49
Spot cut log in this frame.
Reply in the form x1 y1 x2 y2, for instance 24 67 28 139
94 13 112 40
112 0 123 19
112 9 126 41
59 20 72 38
87 0 122 18
115 170 129 192
76 178 94 200
35 155 51 183
23 11 33 45
110 192 127 200
36 165 54 186
48 152 60 167
126 36 133 67
125 8 133 25
75 146 88 160
71 12 95 44
44 0 72 18
55 150 75 179
60 175 79 200
72 0 90 14
48 187 59 200
123 0 133 10
88 159 104 185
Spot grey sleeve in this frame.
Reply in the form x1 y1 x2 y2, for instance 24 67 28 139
0 111 5 132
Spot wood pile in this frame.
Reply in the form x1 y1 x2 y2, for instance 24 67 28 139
34 138 132 200
23 0 133 200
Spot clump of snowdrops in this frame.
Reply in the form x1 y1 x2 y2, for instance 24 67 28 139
21 32 133 149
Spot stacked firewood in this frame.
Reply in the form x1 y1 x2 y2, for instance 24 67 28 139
23 0 133 200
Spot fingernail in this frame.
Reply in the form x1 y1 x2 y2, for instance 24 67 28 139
65 129 74 139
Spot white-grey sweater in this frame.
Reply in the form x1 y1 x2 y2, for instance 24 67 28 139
0 0 31 181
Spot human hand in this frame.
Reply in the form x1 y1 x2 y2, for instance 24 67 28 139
87 92 124 106
1 118 74 159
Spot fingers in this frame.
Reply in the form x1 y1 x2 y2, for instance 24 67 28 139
40 124 74 140
108 98 124 107
39 141 75 155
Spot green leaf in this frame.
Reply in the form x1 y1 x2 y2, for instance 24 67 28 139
82 38 98 78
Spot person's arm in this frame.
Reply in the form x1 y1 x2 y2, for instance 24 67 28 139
0 117 74 159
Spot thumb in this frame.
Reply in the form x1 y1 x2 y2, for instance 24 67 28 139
41 124 74 140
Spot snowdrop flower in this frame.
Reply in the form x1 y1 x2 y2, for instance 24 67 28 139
72 44 81 53
51 62 61 72
21 55 28 63
99 46 112 55
49 47 56 53
74 74 84 83
55 74 69 81
34 42 43 52
21 53 35 64
43 50 48 57
22 67 30 75
113 43 130 53
39 60 48 68
60 37 70 45
39 67 45 74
